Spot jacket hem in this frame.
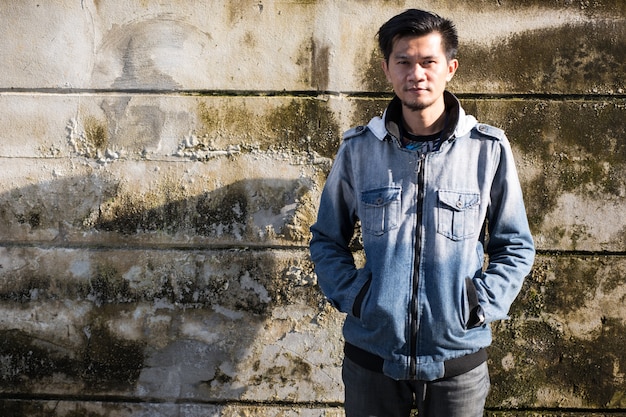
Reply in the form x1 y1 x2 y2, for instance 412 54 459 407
344 342 487 380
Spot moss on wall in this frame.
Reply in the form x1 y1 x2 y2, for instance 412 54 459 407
489 255 626 409
196 98 341 159
350 98 388 129
296 37 330 91
0 247 321 315
82 313 146 391
439 0 626 13
363 47 387 93
466 99 626 244
69 116 109 159
457 21 625 94
490 316 626 409
93 177 314 243
0 318 144 393
266 99 341 158
362 7 626 94
89 263 131 304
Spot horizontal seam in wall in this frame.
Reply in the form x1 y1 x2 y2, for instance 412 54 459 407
0 88 624 101
0 393 345 409
0 240 310 252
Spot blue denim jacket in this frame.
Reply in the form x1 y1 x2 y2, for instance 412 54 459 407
310 92 535 381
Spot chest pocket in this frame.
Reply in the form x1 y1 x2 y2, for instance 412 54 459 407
361 186 401 236
437 190 480 241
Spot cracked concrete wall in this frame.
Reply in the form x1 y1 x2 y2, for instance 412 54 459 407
0 1 625 416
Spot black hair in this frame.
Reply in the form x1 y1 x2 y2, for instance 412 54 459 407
377 9 458 62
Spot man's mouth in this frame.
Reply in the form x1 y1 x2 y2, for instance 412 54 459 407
406 86 428 93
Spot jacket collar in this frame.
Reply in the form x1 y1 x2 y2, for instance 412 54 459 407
366 91 476 142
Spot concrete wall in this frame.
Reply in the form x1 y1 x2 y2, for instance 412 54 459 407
0 1 625 416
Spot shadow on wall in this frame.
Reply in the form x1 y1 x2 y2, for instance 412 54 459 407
0 174 328 404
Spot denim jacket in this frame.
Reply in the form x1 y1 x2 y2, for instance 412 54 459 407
309 92 535 381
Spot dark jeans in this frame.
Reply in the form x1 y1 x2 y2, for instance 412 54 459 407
342 356 490 417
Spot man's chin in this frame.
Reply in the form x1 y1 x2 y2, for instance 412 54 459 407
402 100 429 112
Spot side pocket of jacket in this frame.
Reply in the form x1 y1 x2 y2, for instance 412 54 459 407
465 277 484 329
352 277 372 319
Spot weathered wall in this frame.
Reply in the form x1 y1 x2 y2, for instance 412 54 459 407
0 0 625 416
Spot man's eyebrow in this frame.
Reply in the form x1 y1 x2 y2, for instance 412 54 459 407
392 53 438 60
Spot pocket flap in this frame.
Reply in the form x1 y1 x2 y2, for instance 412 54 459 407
361 187 401 207
438 190 480 211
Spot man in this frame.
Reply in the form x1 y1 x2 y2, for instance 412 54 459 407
309 9 535 417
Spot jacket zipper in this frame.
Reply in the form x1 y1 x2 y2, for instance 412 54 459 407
409 153 427 378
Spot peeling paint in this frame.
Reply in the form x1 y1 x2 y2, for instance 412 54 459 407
67 116 111 160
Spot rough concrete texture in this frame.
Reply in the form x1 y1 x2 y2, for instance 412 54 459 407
490 254 626 409
0 0 625 416
0 401 345 417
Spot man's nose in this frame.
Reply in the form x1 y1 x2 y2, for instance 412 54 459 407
408 64 426 81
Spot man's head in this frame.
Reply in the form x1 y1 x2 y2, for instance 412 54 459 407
379 9 459 114
377 9 458 64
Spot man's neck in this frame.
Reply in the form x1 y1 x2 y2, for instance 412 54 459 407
402 101 447 136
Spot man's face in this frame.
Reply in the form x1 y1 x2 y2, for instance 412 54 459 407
382 32 458 112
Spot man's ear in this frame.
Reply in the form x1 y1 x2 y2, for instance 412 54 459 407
446 59 459 82
381 60 391 83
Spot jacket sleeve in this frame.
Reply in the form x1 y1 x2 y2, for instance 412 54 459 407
309 142 369 316
475 135 535 323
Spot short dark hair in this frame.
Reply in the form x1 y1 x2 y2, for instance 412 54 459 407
377 9 458 62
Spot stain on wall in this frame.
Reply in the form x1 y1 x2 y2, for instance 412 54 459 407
0 323 145 393
362 46 388 93
92 178 315 243
298 37 331 91
490 255 626 408
451 96 626 252
93 18 210 89
457 21 626 94
266 99 341 158
68 116 109 159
